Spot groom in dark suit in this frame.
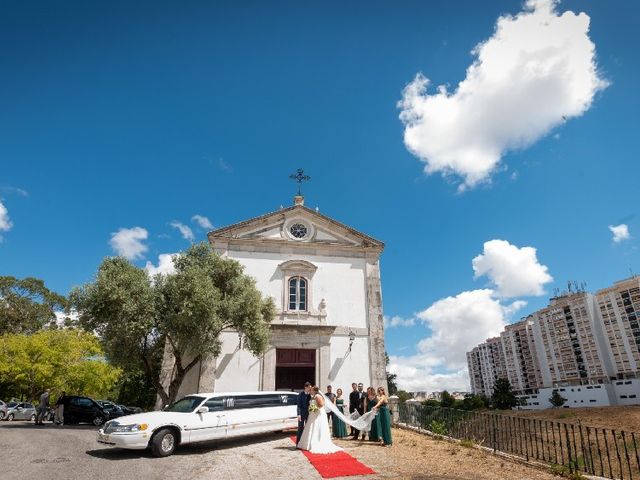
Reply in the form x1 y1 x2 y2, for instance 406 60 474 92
296 382 312 445
349 382 366 439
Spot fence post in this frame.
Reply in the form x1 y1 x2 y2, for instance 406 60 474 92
389 395 399 425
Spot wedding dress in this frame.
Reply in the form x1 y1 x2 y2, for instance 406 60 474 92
297 394 342 454
297 393 380 454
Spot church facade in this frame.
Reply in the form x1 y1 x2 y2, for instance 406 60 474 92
170 195 387 397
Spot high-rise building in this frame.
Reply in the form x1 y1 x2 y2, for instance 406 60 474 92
501 318 542 394
467 277 640 408
531 292 609 387
594 277 640 379
467 336 507 397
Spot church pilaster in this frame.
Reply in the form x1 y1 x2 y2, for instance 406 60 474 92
366 255 388 391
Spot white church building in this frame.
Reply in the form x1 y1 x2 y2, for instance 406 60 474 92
168 193 388 397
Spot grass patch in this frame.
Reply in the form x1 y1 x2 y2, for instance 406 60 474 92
549 463 587 480
460 439 475 448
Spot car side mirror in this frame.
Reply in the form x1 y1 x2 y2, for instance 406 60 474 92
197 406 209 414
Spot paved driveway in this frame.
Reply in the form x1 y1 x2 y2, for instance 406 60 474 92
1 421 318 480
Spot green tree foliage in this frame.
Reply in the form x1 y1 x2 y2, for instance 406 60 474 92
421 399 441 407
385 352 398 394
0 329 121 401
491 378 518 410
72 243 275 406
0 276 68 334
549 389 567 408
440 390 456 408
396 390 414 403
461 393 488 411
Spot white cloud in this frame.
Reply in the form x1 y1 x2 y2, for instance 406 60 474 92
609 224 631 243
109 227 148 260
170 221 195 242
54 310 79 327
417 289 525 370
389 289 526 391
388 355 470 392
383 315 416 328
144 253 177 277
472 239 553 297
398 0 607 190
0 201 12 234
192 214 214 230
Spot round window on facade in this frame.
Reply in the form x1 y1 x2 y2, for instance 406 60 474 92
289 223 308 239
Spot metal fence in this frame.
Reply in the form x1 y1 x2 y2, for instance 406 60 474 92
398 403 640 480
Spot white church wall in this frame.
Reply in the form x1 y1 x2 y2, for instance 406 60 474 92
226 249 368 329
327 336 372 394
213 331 261 392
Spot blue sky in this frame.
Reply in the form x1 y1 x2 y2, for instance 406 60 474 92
1 0 638 391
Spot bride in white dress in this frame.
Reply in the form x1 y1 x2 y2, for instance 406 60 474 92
297 385 380 454
297 386 342 454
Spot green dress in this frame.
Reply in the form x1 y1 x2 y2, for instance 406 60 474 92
367 398 381 441
378 401 392 446
332 398 348 438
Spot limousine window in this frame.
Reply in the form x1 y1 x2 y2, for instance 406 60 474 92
203 397 225 411
165 396 205 413
228 394 297 409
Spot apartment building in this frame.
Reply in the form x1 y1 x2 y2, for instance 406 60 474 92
531 292 609 387
466 336 507 397
595 277 640 379
501 318 542 394
467 276 640 409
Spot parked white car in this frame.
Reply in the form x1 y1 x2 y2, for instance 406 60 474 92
97 391 298 456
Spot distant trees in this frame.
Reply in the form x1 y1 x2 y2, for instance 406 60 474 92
0 329 121 401
72 243 276 406
396 390 414 403
461 393 488 411
385 352 398 394
0 276 68 334
549 389 567 408
440 390 456 408
491 378 518 410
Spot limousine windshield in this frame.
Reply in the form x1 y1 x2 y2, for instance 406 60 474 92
164 395 205 413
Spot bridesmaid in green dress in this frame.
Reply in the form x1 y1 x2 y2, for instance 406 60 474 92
365 387 381 442
373 387 392 446
332 388 349 438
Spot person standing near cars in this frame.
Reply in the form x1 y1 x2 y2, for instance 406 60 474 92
54 391 66 426
35 389 50 425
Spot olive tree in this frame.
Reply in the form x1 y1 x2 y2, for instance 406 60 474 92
0 276 68 334
71 243 274 406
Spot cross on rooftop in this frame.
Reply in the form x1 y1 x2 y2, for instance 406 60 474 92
289 168 311 196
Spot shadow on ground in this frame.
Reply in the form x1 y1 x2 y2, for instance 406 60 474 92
1 422 98 431
86 430 295 460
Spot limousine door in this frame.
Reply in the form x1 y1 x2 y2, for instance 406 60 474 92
226 394 296 438
185 397 228 443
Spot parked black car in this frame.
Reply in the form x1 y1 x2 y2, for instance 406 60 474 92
118 405 142 415
96 400 125 419
61 396 109 426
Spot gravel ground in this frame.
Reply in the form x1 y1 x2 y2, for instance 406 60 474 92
1 421 558 480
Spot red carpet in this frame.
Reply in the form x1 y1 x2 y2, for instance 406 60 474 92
290 436 376 478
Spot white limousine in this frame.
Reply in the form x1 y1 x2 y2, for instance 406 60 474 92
96 391 298 456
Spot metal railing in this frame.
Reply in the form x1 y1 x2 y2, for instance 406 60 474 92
398 403 640 479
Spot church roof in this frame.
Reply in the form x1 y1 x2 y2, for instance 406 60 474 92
208 204 384 250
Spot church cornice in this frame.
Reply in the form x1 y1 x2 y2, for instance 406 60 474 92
207 205 384 251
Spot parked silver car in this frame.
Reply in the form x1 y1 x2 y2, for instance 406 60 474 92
6 402 37 421
0 400 7 420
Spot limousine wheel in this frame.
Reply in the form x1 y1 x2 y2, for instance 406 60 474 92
151 428 177 457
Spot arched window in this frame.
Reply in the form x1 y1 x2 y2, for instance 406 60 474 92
288 277 307 311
